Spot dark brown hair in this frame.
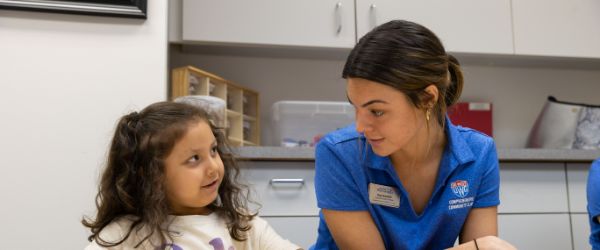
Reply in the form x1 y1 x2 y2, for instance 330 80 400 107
82 101 254 247
343 19 464 127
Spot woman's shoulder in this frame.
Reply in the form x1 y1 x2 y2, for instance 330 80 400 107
452 124 494 144
319 123 361 146
450 124 496 154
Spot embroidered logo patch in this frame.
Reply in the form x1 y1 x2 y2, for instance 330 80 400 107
451 180 469 198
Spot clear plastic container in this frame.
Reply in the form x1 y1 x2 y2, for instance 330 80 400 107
271 101 355 147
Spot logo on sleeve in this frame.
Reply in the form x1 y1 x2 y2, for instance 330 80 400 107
451 180 469 198
448 180 474 210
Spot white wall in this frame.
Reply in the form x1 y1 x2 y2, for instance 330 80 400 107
0 3 168 249
170 47 600 148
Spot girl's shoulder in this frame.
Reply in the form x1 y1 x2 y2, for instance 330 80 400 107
84 215 153 250
96 215 138 241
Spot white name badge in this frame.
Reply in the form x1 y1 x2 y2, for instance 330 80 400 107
368 183 400 208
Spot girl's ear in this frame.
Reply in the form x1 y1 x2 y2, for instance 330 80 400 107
423 84 439 108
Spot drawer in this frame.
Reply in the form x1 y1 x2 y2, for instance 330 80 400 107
240 161 318 216
499 163 568 213
263 216 319 249
567 163 591 213
572 213 592 250
499 214 572 250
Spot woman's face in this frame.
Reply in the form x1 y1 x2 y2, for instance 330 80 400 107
163 120 224 215
347 78 426 156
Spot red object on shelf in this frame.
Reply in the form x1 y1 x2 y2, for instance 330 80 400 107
448 102 493 137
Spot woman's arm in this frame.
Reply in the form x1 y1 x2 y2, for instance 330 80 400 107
322 209 386 250
459 206 498 243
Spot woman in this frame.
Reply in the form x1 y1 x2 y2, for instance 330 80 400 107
312 20 514 250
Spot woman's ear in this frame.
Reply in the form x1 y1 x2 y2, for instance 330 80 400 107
423 84 439 108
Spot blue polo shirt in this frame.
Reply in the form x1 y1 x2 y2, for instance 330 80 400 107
588 159 600 250
312 118 500 250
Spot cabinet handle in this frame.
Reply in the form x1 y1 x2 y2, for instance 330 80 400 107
269 178 305 186
370 4 377 29
335 2 343 34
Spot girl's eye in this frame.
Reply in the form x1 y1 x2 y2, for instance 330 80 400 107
371 110 384 117
210 146 218 156
187 155 200 164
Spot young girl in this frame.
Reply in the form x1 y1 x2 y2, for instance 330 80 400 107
83 101 300 250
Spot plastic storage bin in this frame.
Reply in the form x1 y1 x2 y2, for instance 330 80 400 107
271 101 355 147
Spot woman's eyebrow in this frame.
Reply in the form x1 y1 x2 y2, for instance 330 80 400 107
360 99 388 107
347 94 388 107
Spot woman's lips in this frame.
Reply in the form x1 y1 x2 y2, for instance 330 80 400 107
368 138 384 146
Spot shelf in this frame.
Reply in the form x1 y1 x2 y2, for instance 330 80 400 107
228 136 243 147
171 66 260 146
243 115 257 121
230 147 600 162
227 109 242 117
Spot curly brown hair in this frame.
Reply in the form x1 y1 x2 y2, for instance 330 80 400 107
82 101 255 247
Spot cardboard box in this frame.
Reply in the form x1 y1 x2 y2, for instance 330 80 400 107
448 102 493 137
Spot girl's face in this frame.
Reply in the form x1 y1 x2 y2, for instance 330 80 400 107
164 120 224 215
347 78 426 156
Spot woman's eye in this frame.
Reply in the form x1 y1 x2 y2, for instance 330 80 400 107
210 146 218 156
371 110 384 117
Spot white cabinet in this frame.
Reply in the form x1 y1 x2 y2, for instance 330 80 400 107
241 161 318 216
241 161 319 248
572 213 592 250
512 0 600 58
182 0 355 48
499 163 569 213
568 163 590 213
263 216 319 249
499 214 573 250
355 0 514 54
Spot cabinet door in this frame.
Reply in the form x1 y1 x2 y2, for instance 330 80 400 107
572 213 592 250
240 161 318 216
263 216 319 249
512 0 600 58
355 0 513 54
568 163 591 213
182 0 355 48
499 214 573 250
499 163 569 213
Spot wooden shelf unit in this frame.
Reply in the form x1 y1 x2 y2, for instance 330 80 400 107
171 66 260 146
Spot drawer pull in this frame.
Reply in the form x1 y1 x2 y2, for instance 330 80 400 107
335 2 343 34
269 178 305 186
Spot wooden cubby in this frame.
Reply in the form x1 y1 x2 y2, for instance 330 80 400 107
171 66 260 146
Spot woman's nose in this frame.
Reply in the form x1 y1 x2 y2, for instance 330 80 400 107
355 112 372 134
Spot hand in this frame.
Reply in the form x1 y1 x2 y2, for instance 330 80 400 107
447 236 517 250
473 236 517 250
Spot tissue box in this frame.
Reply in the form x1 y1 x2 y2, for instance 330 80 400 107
271 101 355 147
